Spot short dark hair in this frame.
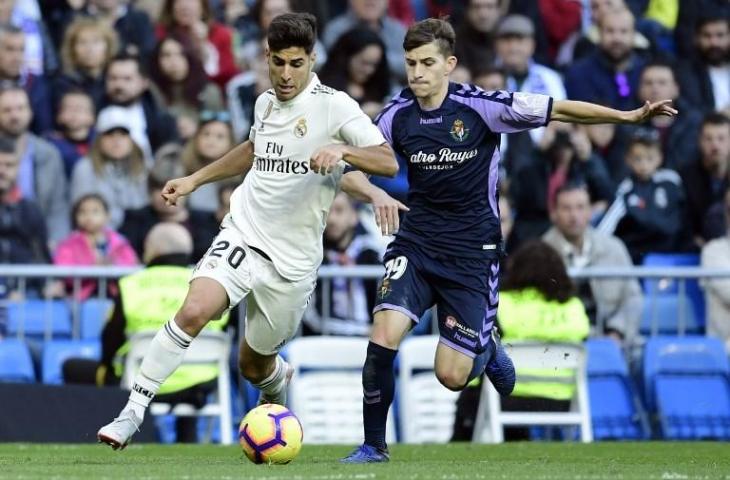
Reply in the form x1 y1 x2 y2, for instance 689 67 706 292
267 13 317 54
640 59 677 81
694 15 730 34
0 135 16 154
554 181 590 204
502 240 575 303
107 52 146 78
72 193 109 228
626 127 661 152
701 112 730 131
403 18 456 58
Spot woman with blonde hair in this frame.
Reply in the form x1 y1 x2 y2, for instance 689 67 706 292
70 106 149 229
55 16 119 109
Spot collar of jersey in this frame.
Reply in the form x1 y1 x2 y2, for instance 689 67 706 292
271 73 320 108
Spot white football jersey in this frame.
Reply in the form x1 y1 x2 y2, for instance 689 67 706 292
229 74 386 281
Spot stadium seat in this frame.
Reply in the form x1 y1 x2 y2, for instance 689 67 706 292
640 294 701 335
473 342 592 443
122 330 233 445
79 298 114 340
398 335 459 443
41 339 101 385
6 300 72 339
641 253 705 329
286 336 396 444
643 336 730 439
0 338 35 383
586 339 649 440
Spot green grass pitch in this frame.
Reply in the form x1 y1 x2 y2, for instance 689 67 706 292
0 442 728 479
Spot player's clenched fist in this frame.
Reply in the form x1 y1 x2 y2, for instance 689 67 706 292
310 144 347 175
161 176 197 206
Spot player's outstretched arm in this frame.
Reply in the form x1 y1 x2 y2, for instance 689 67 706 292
341 171 409 236
551 99 678 124
161 140 255 206
310 143 398 177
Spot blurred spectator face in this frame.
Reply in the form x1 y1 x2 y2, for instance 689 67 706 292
349 43 383 84
260 0 290 31
496 34 534 73
473 71 506 91
0 149 18 195
699 122 730 171
625 142 661 181
218 185 234 212
75 27 110 72
466 0 501 34
0 0 14 23
266 46 315 101
499 196 513 240
585 123 615 149
0 89 32 138
696 20 730 66
57 93 95 135
553 187 592 242
325 192 359 245
598 9 634 63
173 0 204 27
450 65 472 84
639 65 679 103
350 0 387 23
75 196 109 235
158 38 189 82
92 0 120 12
106 59 148 105
196 121 232 160
590 0 625 24
99 129 134 160
0 31 24 79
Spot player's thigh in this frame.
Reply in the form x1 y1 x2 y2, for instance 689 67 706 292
244 256 316 356
175 277 230 335
372 252 434 348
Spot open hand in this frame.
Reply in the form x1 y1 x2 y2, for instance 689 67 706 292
628 99 678 123
370 189 409 236
161 176 196 206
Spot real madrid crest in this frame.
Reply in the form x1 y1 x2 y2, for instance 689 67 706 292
450 119 469 142
294 118 308 138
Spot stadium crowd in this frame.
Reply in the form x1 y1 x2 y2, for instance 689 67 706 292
0 0 729 352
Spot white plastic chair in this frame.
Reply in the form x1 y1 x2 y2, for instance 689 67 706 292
122 330 233 445
286 336 396 444
472 342 592 443
398 335 460 443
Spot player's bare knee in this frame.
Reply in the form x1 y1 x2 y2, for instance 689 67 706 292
175 301 210 336
436 371 468 391
239 360 270 384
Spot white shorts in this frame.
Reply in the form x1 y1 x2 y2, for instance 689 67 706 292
191 215 316 355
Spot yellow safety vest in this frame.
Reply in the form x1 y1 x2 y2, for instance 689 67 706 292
115 265 228 395
498 288 589 400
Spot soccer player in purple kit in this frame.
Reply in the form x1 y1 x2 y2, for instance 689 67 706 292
342 18 677 463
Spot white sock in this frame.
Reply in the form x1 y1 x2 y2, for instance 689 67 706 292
255 355 288 396
123 318 193 420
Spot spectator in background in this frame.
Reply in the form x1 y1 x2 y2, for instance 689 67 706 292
452 240 590 441
70 106 149 229
226 36 269 142
701 188 730 353
0 0 58 76
543 182 642 343
676 16 730 115
0 136 51 299
181 111 236 212
598 131 693 264
495 14 567 148
100 53 179 163
323 0 407 80
303 192 383 336
149 34 224 140
319 27 393 119
453 0 501 76
120 155 218 262
83 0 157 62
681 113 730 246
45 89 96 178
56 17 118 110
53 193 139 300
157 0 239 89
0 85 69 244
0 24 52 135
508 0 580 66
674 0 730 60
636 60 703 172
510 123 614 250
565 5 647 110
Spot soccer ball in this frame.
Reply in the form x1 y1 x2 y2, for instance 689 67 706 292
238 404 303 464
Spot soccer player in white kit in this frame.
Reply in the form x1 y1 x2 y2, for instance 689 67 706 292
97 12 404 450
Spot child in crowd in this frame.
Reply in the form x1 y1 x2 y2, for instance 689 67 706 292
597 131 694 263
54 193 139 300
46 89 96 178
